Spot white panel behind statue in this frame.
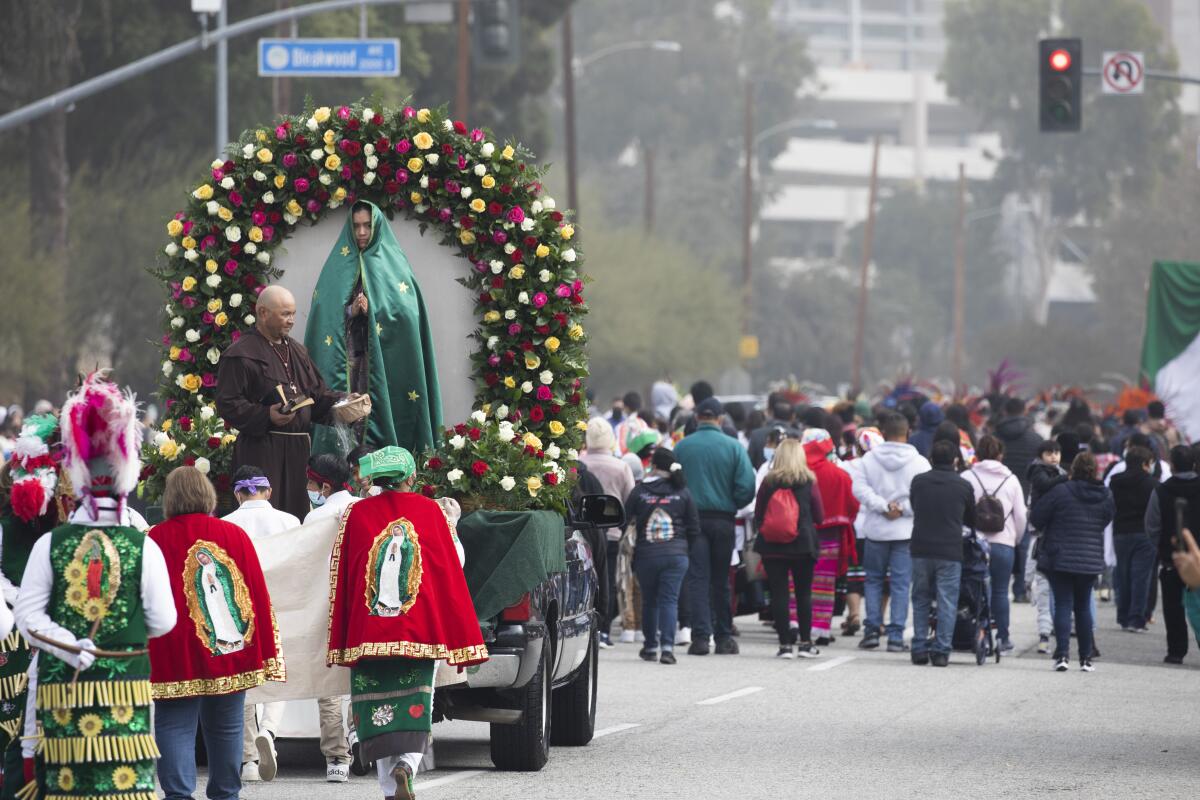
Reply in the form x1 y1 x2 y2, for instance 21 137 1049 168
270 209 476 428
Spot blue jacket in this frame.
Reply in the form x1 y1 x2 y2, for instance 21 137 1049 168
673 424 757 515
1030 479 1115 575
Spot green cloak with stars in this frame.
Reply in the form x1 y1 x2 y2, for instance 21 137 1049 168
305 201 442 457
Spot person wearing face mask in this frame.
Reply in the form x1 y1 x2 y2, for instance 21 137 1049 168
305 454 359 524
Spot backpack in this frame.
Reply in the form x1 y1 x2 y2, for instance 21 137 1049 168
759 487 801 543
969 472 1011 534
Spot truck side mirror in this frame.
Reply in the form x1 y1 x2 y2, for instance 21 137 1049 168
572 493 625 530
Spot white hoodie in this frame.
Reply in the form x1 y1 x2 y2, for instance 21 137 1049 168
850 441 931 542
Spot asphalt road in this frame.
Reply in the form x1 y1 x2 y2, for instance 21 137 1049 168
233 598 1198 799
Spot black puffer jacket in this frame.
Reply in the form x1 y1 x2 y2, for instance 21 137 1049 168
995 416 1043 501
1030 479 1115 575
625 477 699 560
752 477 823 558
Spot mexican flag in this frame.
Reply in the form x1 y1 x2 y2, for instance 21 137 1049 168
1140 261 1200 440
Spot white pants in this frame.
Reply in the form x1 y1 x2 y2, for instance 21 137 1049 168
241 701 286 763
375 752 424 795
1025 535 1053 637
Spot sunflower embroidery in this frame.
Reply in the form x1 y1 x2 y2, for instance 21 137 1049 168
64 562 86 584
111 705 134 725
111 766 138 791
65 584 88 607
82 598 107 622
77 713 104 738
51 708 73 727
370 704 395 727
56 768 75 792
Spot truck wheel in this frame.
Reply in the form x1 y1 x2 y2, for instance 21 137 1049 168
551 634 597 746
489 641 552 771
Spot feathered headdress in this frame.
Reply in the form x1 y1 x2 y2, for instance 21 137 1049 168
7 414 61 522
59 372 142 516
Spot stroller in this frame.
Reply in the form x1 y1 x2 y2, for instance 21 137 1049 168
929 534 999 665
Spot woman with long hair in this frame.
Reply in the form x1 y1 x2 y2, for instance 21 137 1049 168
802 429 858 646
753 440 824 658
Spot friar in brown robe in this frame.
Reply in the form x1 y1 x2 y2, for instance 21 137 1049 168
216 285 366 519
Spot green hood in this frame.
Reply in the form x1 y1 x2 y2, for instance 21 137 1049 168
304 201 442 457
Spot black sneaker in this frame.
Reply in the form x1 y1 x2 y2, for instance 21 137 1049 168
715 637 740 655
660 650 676 665
1165 654 1185 665
1080 659 1095 672
796 642 820 659
776 646 795 660
911 651 930 666
687 640 710 656
638 648 657 662
858 632 880 650
997 638 1015 653
815 636 834 647
1053 657 1069 672
930 652 949 667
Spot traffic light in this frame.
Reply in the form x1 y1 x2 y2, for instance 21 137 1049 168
473 0 521 67
1039 38 1082 132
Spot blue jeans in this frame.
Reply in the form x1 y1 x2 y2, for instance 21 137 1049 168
988 543 1015 642
1050 571 1095 662
864 539 912 642
1113 533 1156 628
686 515 736 641
155 692 246 800
635 552 689 652
911 557 962 656
1013 529 1031 598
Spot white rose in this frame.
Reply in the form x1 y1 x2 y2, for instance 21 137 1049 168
165 303 174 314
306 117 318 131
521 381 533 394
244 242 257 255
199 405 215 420
162 361 173 376
449 435 466 450
257 252 271 265
518 291 529 304
539 370 554 384
546 444 561 459
496 404 509 419
490 261 504 275
229 293 242 308
253 170 267 182
284 213 298 225
425 153 439 165
244 314 255 325
171 316 184 329
206 274 221 288
152 431 170 448
521 218 535 232
543 196 556 210
562 248 577 262
568 448 579 461
366 154 379 169
497 422 516 442
499 476 516 492
221 176 235 190
206 200 219 215
504 243 516 255
487 335 499 349
443 118 453 131
262 191 275 204
319 173 332 186
447 468 464 483
184 248 199 262
361 172 375 186
414 204 427 213
225 225 242 242
539 269 552 282
531 200 543 214
474 164 487 177
481 142 495 157
364 143 376 156
211 159 224 170
165 243 180 256
471 410 487 424
206 347 221 364
311 148 324 161
185 329 200 343
461 187 473 199
242 143 254 158
419 175 429 189
194 457 211 475
175 374 187 389
504 309 516 320
363 107 375 121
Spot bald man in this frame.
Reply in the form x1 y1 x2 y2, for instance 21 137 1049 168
217 286 363 518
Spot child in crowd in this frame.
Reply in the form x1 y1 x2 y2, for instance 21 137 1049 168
1026 440 1067 653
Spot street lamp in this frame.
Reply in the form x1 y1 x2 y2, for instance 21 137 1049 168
572 39 683 76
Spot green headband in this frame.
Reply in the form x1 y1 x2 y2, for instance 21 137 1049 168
359 446 416 481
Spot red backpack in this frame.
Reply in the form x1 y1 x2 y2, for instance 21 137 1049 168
759 488 800 543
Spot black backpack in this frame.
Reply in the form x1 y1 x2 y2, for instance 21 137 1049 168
969 472 1011 534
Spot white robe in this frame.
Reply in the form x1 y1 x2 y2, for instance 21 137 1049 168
201 561 244 650
376 537 404 611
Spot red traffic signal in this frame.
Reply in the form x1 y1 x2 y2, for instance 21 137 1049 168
1039 38 1082 132
1048 49 1072 72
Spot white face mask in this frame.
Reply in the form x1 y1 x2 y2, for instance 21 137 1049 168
308 489 326 507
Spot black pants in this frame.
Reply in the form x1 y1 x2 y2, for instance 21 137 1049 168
686 515 736 641
603 540 620 636
1160 566 1190 658
763 555 816 645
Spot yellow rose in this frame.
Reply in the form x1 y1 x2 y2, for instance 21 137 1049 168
481 175 496 189
333 187 347 201
560 225 575 240
158 439 180 460
524 353 541 370
523 432 543 450
323 129 336 145
181 276 197 291
166 219 183 237
325 154 342 171
221 433 237 446
274 174 287 190
169 346 181 361
256 129 268 142
182 374 202 393
526 476 543 497
502 145 515 160
286 199 302 216
194 184 214 200
314 106 331 123
459 229 476 245
416 108 432 123
413 132 434 150
410 191 423 205
509 265 525 279
535 244 550 258
483 310 501 323
576 420 589 431
206 298 222 313
256 147 273 163
248 226 263 243
568 324 584 340
181 236 197 251
406 157 423 173
205 259 218 274
548 421 566 437
161 419 173 432
214 312 229 327
217 206 233 222
469 198 486 213
503 376 516 389
545 336 560 352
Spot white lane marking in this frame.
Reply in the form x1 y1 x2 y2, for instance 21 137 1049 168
806 655 855 672
594 723 641 738
696 686 764 706
416 770 486 791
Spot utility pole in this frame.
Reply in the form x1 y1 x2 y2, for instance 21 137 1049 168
952 162 967 392
741 78 754 337
455 0 470 119
851 136 881 397
215 1 228 158
643 145 655 233
562 7 579 221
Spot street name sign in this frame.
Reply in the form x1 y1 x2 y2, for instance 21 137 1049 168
1101 50 1144 94
258 38 400 77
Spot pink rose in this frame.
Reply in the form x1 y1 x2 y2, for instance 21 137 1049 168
202 372 217 388
445 180 460 194
470 128 484 143
395 169 409 185
337 106 351 120
252 211 267 226
229 191 243 207
179 347 193 362
212 168 224 181
182 220 194 236
475 260 488 273
508 323 521 336
536 386 553 401
506 206 525 224
555 284 571 298
224 260 238 275
488 354 501 367
275 125 289 140
395 139 411 154
161 334 170 346
294 177 310 192
231 330 241 342
572 279 583 293
261 226 275 242
402 106 416 119
492 230 507 245
532 292 549 308
202 312 215 324
438 208 452 223
306 199 321 214
457 154 468 170
171 282 182 300
181 296 197 309
282 152 298 168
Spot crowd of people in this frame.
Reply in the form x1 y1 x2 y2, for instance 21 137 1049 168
585 381 1200 672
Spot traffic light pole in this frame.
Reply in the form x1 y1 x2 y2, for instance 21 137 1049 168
1082 67 1200 85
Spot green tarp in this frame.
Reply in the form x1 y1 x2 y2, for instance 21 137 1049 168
457 510 567 622
1139 261 1200 384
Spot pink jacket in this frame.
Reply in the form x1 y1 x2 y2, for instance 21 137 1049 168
965 459 1028 548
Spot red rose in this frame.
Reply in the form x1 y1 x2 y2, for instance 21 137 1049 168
471 460 489 477
535 325 550 335
520 341 534 351
511 248 525 263
348 118 361 130
529 405 545 422
377 137 391 150
468 427 483 442
551 211 564 222
484 373 499 387
460 215 475 229
502 351 516 363
428 457 444 470
488 201 503 216
454 120 467 134
441 143 454 156
421 484 437 498
207 436 222 449
554 313 569 327
545 472 559 486
500 184 513 195
372 113 384 126
569 392 582 406
178 416 192 432
524 236 538 248
549 404 562 414
478 292 493 305
385 180 400 194
455 423 469 435
524 445 536 456
184 456 196 466
491 277 504 289
536 449 544 459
